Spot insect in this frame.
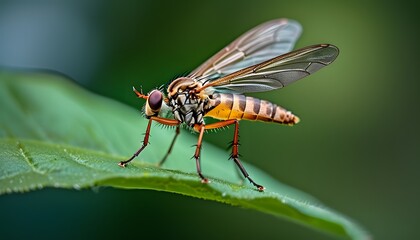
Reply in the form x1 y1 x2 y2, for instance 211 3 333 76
118 19 339 191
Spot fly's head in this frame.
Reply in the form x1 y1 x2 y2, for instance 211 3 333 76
145 90 164 117
132 87 168 118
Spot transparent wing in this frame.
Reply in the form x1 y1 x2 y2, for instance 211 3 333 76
188 19 302 82
197 44 339 94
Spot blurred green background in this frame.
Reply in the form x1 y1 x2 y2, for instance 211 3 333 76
0 0 418 239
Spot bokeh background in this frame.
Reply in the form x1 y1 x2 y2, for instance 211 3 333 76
0 0 419 239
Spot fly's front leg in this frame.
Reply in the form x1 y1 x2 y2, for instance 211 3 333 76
118 118 153 167
119 116 179 167
193 124 209 183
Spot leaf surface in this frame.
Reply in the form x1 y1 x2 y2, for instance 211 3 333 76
0 70 370 239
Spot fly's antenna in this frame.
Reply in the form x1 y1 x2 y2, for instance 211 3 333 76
132 86 148 99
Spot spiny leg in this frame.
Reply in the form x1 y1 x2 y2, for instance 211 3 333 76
158 125 180 166
118 118 153 167
228 131 245 184
193 124 209 183
204 119 265 191
119 116 179 167
229 120 265 191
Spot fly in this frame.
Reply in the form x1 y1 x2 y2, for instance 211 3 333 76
118 19 339 191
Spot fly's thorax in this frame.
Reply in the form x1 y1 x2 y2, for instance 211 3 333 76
166 77 209 126
167 77 199 97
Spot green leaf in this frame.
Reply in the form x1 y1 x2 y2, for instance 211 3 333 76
0 70 370 239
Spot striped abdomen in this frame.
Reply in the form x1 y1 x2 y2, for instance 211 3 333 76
205 93 299 125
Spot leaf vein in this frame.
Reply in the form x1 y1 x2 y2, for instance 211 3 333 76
62 148 114 174
16 141 47 175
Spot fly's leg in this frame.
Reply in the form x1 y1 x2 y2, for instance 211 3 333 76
234 163 245 185
193 124 209 183
229 120 265 191
119 117 179 167
118 118 153 167
158 125 180 166
203 119 265 191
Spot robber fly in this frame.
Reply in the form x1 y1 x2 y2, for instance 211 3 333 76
118 19 339 191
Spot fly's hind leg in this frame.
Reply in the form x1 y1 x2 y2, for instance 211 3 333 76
198 119 265 191
228 120 265 191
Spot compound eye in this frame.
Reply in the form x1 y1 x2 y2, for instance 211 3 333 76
148 90 163 111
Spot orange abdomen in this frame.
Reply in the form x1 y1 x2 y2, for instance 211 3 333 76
205 93 299 125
